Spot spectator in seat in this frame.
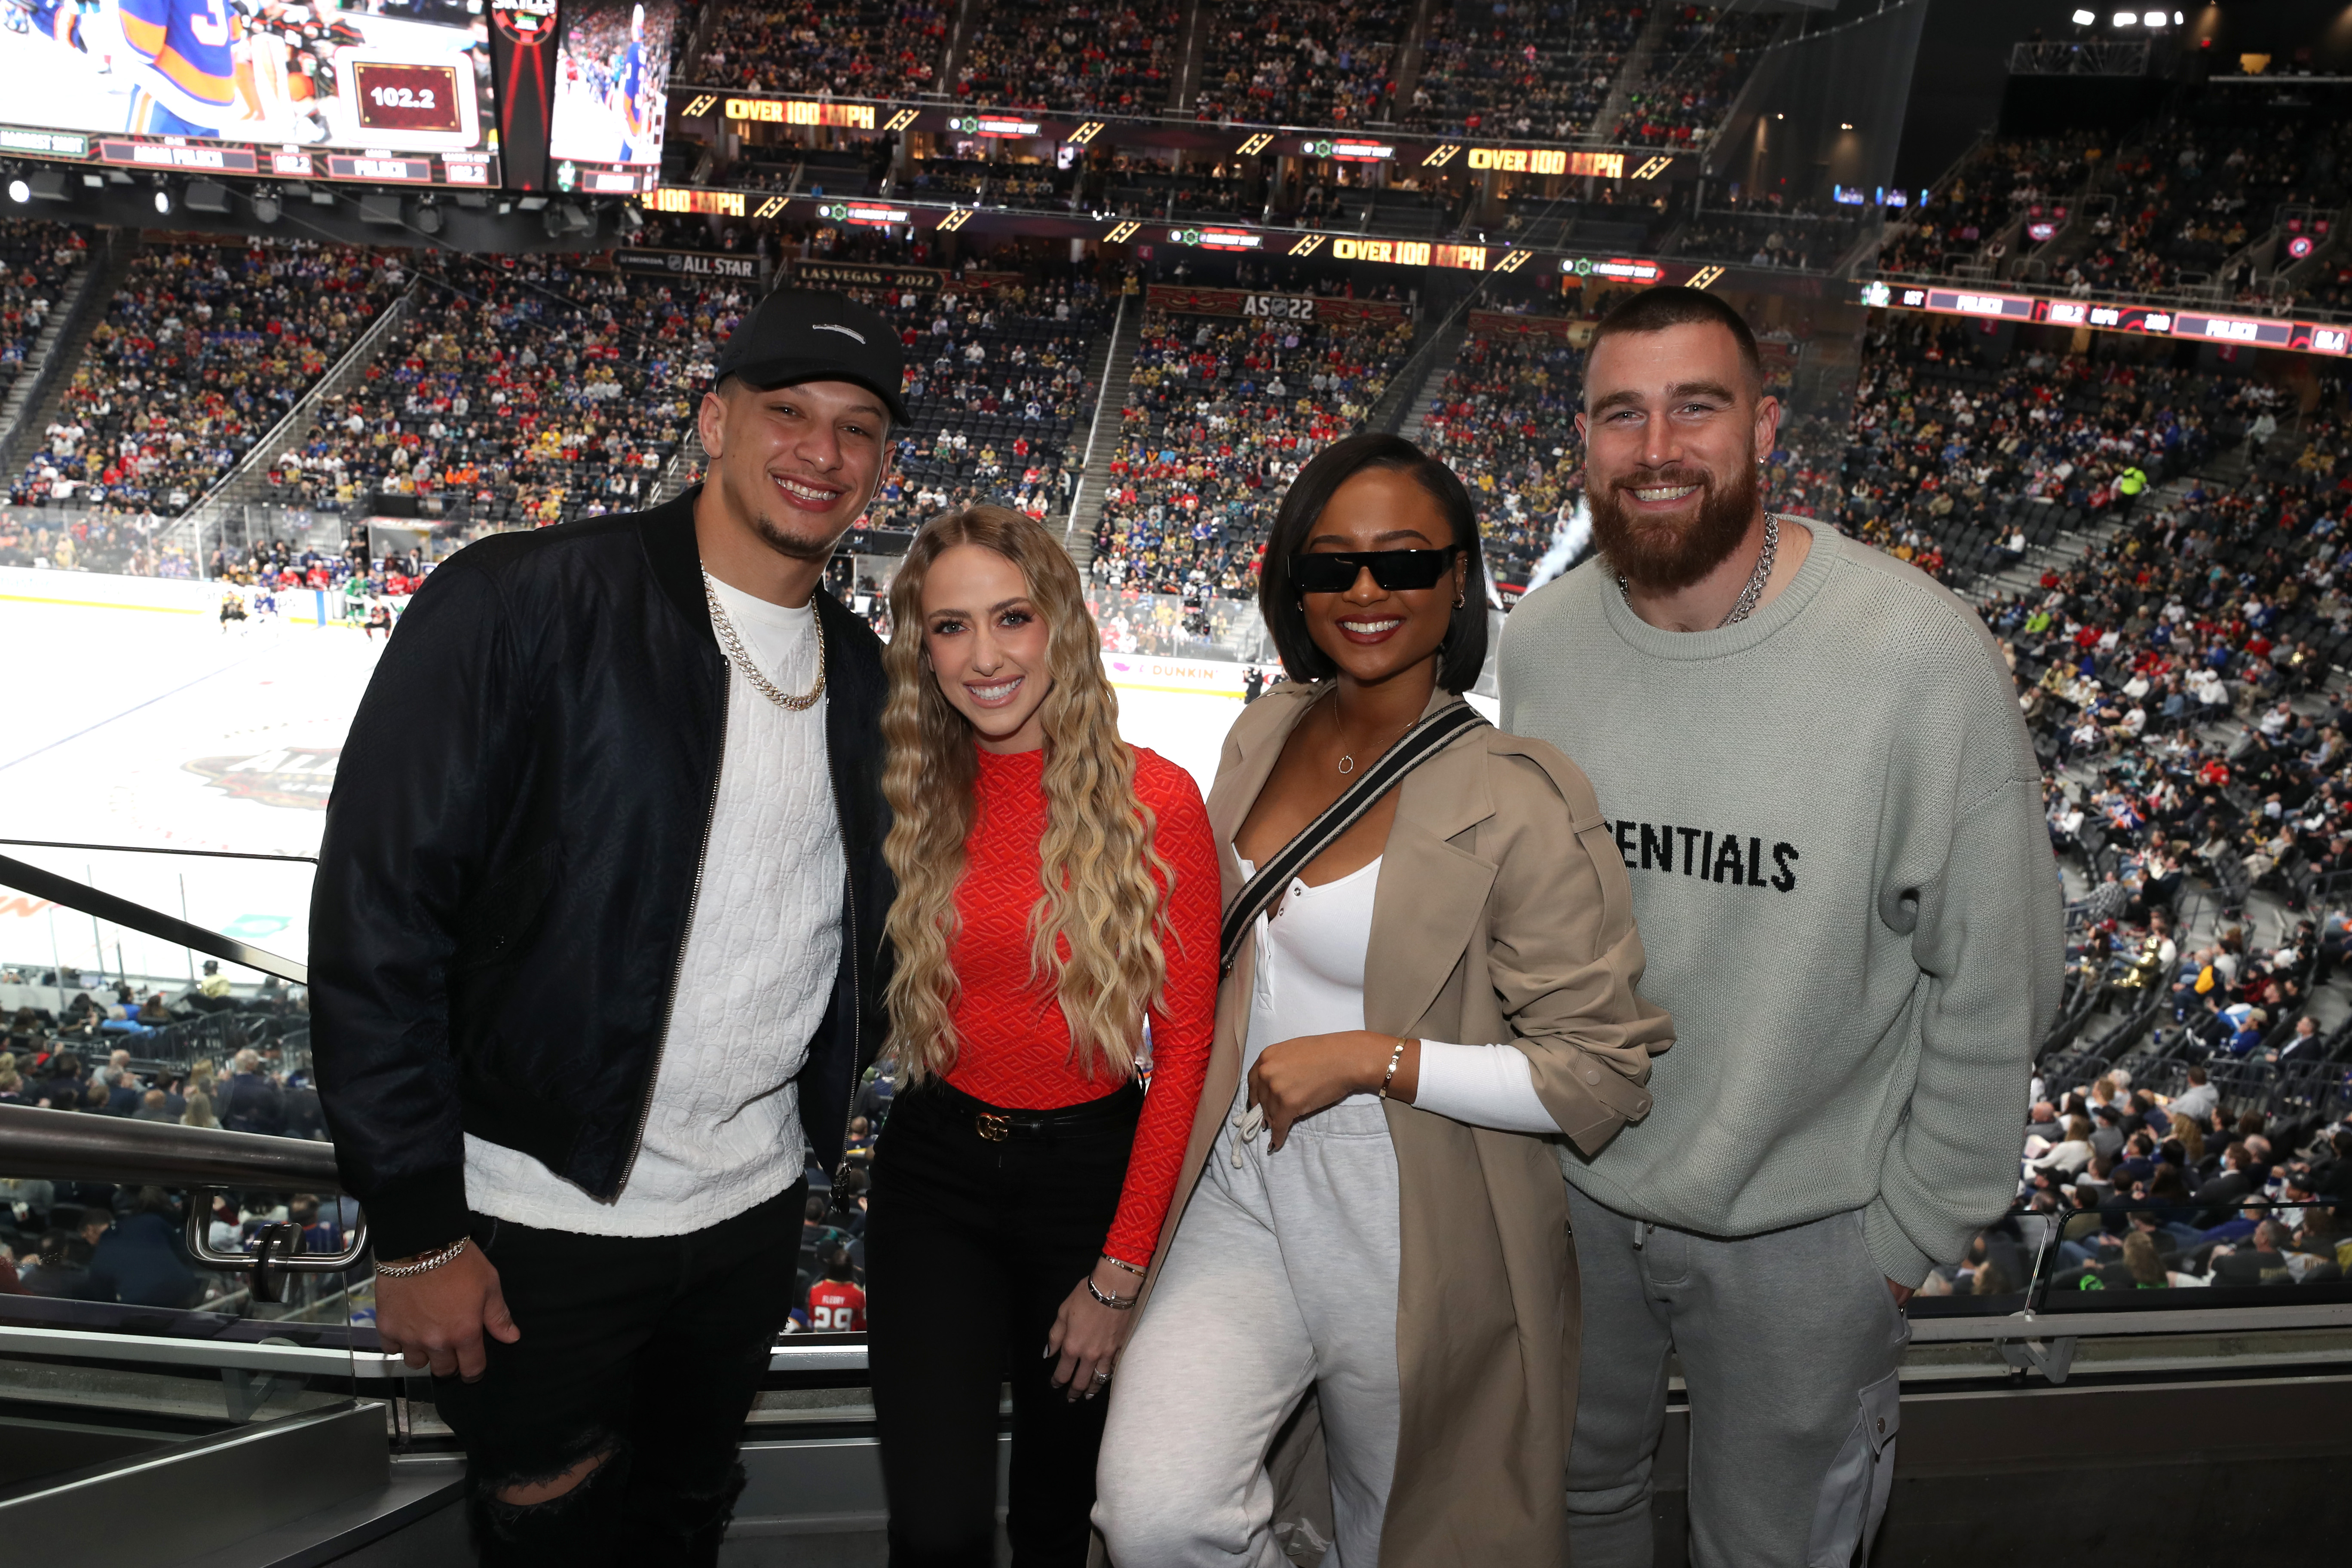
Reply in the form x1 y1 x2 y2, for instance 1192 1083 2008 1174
89 1189 202 1309
2269 1015 2324 1071
132 1089 174 1123
2209 1219 2296 1286
2030 1116 2096 1178
16 1227 98 1300
219 1049 284 1136
806 1246 866 1333
2171 1064 2218 1126
2196 1142 2260 1221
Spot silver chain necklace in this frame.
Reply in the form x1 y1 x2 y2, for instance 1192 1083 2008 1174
1617 513 1780 629
703 569 827 711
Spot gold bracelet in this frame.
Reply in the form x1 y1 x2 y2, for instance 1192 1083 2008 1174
1378 1036 1410 1099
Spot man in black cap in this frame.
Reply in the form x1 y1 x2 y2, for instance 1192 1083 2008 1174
311 289 903 1565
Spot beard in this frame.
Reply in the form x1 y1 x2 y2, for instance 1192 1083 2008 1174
1589 457 1759 594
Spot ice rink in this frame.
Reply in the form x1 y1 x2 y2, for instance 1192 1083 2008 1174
0 575 1250 981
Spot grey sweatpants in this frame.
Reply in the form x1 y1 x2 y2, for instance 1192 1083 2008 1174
1563 1183 1910 1568
1095 1092 1403 1568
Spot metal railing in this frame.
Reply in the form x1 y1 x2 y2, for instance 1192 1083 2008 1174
0 1102 368 1298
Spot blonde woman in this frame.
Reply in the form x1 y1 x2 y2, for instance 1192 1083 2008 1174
1096 434 1673 1566
867 505 1219 1566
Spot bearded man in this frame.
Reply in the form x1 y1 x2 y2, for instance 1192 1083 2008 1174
1499 287 2060 1566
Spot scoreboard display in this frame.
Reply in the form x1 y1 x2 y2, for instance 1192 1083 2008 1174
353 63 468 136
1862 280 2347 358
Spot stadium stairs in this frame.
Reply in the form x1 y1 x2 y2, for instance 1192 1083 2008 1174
1060 291 1139 570
0 229 139 489
1585 1 1678 147
1377 310 1468 439
652 431 707 506
1169 0 1211 114
941 0 982 94
180 277 428 537
1387 0 1442 121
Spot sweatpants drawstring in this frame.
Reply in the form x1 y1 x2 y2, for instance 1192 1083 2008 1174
1231 1102 1265 1166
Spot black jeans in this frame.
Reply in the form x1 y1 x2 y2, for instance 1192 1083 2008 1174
431 1181 806 1568
867 1079 1141 1567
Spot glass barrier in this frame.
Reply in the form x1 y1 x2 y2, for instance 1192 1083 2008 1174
1912 1197 2352 1321
0 841 361 1438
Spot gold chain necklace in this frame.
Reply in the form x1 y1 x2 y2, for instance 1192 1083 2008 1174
702 570 827 711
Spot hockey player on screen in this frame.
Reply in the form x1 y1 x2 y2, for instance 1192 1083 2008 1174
114 0 243 136
613 2 646 162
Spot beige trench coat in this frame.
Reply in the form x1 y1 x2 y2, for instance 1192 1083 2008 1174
1133 683 1674 1565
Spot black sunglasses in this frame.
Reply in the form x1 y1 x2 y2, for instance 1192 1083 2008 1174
1289 546 1460 594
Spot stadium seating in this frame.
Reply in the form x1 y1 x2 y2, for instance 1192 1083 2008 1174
12 239 403 515
1406 0 1645 141
261 254 722 527
1876 134 2101 280
871 271 1111 535
1415 321 1587 589
0 220 86 403
953 1 1183 113
688 0 951 97
1192 0 1407 128
1088 298 1415 596
1609 4 1776 149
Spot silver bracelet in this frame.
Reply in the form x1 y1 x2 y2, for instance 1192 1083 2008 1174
1101 1253 1147 1277
375 1237 468 1279
1085 1275 1138 1311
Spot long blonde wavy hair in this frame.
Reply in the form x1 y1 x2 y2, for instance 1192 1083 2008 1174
881 505 1174 1084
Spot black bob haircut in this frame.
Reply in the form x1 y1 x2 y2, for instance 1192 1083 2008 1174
1589 285 1764 396
1257 432 1489 693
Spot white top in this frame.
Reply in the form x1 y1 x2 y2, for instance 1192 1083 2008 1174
464 575 845 1236
1238 854 1558 1135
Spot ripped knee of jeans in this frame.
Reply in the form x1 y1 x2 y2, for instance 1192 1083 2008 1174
478 1437 633 1525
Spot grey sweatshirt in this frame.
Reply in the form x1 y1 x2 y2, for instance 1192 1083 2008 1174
1498 521 2062 1285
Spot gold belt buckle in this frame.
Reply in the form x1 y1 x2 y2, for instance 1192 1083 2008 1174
976 1111 1012 1142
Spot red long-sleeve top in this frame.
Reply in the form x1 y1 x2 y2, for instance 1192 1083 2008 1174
944 744 1219 1267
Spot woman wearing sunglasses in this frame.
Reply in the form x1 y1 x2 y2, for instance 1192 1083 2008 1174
1094 433 1674 1566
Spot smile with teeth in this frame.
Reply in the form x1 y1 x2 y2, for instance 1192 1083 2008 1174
1340 617 1403 634
966 677 1023 704
1631 484 1701 502
773 476 843 503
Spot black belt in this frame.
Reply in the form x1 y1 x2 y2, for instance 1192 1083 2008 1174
918 1077 1143 1143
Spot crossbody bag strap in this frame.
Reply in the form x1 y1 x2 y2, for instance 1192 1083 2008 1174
1219 699 1489 976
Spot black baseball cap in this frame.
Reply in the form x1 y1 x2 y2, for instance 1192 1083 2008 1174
712 288 909 426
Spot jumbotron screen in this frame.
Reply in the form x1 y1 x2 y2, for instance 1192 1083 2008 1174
0 0 499 187
545 0 673 194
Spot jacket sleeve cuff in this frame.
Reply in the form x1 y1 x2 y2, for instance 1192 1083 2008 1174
355 1166 472 1262
1862 1197 1936 1289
